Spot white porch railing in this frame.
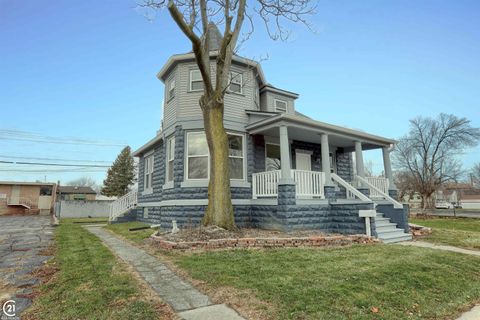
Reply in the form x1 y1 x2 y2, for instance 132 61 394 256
331 173 371 202
252 170 281 199
365 177 389 199
356 175 403 209
293 170 325 198
109 190 138 222
252 170 326 199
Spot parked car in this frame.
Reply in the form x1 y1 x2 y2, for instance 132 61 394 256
435 202 453 209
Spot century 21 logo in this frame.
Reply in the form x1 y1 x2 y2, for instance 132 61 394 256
2 300 16 317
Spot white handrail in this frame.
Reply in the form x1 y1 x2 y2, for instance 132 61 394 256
252 170 281 199
365 177 389 199
356 175 403 209
109 190 138 221
293 170 325 198
331 173 371 202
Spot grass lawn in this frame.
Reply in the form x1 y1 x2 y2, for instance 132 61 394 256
173 245 480 320
25 220 172 319
104 222 156 244
410 217 480 250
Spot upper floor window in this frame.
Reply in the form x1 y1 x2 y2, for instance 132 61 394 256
274 99 287 113
186 131 245 181
229 72 243 94
144 154 154 192
190 70 203 91
167 77 175 100
166 136 175 182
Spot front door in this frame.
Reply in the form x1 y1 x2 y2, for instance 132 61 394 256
10 185 20 204
295 151 312 171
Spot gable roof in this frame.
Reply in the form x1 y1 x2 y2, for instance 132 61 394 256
58 186 96 194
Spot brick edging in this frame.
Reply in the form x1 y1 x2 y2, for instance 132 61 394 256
149 234 378 250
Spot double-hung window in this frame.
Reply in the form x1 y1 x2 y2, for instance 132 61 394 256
229 72 243 94
186 131 245 181
228 134 244 179
144 154 154 192
166 137 175 182
168 77 175 100
186 132 209 179
274 99 288 113
190 70 203 91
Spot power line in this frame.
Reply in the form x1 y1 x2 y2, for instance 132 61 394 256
0 160 111 168
0 154 113 163
0 129 127 147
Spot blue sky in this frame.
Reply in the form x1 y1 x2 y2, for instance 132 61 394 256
1 0 479 185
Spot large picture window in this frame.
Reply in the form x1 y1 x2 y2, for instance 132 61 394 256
266 143 281 171
144 154 154 192
189 70 203 91
167 137 175 182
186 131 245 180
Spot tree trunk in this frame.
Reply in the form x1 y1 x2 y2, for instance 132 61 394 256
200 98 235 230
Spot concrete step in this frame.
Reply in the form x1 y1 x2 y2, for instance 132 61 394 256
378 229 412 243
374 217 391 224
381 233 412 244
375 224 398 233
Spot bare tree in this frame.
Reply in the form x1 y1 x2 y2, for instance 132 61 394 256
472 162 480 188
393 113 480 210
140 0 316 229
67 176 100 193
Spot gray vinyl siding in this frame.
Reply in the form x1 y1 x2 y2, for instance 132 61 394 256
162 60 257 130
263 91 295 114
163 67 178 130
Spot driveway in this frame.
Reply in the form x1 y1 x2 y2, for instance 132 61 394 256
0 216 54 317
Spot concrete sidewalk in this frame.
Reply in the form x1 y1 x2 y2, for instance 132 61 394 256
84 226 244 320
398 241 480 257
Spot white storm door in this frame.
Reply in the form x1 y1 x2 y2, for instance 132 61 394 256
295 151 312 171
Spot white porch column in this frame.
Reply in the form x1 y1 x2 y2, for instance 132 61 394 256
355 141 365 178
320 133 333 186
382 146 396 190
279 125 293 183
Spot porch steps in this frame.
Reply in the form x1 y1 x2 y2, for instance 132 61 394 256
375 213 412 244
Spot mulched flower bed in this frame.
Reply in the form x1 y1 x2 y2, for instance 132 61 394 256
150 226 377 250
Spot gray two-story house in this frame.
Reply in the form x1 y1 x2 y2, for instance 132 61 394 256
111 26 411 243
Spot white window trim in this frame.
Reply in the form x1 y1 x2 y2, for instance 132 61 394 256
185 131 210 181
167 77 175 100
274 98 288 113
228 132 246 181
143 153 154 194
184 131 246 182
166 136 175 183
189 69 203 92
229 71 243 94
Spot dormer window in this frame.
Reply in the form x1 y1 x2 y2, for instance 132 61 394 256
229 71 243 94
274 99 287 113
190 70 203 91
168 77 175 100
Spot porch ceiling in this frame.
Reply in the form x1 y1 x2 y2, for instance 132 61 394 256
246 114 396 151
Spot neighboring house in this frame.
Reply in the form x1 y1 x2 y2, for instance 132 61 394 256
436 183 480 209
0 181 56 215
110 25 411 243
57 186 97 201
460 194 480 209
401 192 423 209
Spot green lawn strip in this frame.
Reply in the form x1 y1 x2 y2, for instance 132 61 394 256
104 222 156 244
173 245 480 320
60 217 109 224
410 218 480 250
25 223 162 320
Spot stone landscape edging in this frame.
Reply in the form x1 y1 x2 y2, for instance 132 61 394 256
149 234 378 250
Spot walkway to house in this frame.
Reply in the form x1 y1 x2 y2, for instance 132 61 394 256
398 241 480 257
84 225 244 320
